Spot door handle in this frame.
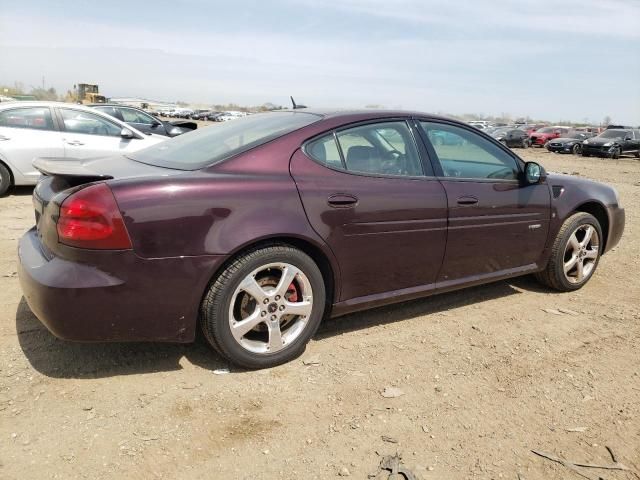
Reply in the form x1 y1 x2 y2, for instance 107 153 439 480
327 193 358 208
0 135 10 141
66 140 85 146
456 196 478 206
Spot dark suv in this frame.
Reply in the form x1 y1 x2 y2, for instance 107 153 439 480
582 129 640 159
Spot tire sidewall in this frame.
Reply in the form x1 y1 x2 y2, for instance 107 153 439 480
553 213 603 291
0 163 11 196
204 247 326 368
572 144 581 155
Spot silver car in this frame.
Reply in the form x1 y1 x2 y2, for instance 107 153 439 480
0 101 166 195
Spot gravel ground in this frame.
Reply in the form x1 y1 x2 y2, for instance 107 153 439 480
1 148 639 479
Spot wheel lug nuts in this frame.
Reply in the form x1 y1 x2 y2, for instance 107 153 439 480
279 305 285 311
263 299 269 304
275 295 281 301
261 311 267 317
271 315 277 321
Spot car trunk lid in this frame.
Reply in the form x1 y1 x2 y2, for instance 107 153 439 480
31 155 184 255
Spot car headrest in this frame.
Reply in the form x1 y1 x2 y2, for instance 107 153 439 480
346 146 378 173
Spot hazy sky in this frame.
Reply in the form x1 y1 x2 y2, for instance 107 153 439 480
1 0 639 124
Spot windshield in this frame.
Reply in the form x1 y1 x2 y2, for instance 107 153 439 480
598 130 628 139
128 111 321 170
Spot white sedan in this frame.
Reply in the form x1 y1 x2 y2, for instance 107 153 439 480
0 101 167 195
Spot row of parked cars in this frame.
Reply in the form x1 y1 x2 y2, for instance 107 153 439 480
472 122 640 159
156 108 249 122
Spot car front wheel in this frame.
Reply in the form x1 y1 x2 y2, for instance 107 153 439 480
0 162 11 196
200 244 326 369
534 212 602 291
572 144 582 155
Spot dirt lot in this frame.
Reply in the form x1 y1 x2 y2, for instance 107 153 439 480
1 148 639 479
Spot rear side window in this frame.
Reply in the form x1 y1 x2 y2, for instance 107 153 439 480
119 107 155 125
305 134 343 170
0 107 54 131
306 121 424 177
59 109 122 137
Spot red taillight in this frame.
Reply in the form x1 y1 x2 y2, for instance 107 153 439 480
57 183 132 250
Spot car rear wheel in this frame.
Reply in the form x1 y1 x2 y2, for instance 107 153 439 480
0 163 11 196
521 139 529 149
572 144 582 155
534 212 602 291
200 244 326 369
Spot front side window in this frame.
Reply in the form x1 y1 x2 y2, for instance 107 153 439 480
120 108 155 125
0 107 54 131
59 109 122 137
420 122 519 180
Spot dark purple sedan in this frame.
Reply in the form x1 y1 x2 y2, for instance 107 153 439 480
18 110 625 368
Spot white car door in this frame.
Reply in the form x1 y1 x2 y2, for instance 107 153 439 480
56 107 162 160
0 106 65 185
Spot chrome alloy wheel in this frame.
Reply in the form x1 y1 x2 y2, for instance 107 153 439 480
563 224 599 284
228 263 313 354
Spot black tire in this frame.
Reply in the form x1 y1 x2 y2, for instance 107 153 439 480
0 162 11 196
582 151 591 157
534 212 602 292
572 143 582 155
200 244 326 369
521 139 529 149
635 151 640 158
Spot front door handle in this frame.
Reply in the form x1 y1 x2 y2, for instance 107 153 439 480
456 196 478 206
66 140 85 146
327 193 358 208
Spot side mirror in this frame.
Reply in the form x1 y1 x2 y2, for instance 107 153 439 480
168 126 184 137
120 128 135 139
624 136 632 141
524 162 545 184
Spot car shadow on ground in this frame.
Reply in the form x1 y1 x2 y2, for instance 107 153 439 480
16 275 553 379
7 186 35 197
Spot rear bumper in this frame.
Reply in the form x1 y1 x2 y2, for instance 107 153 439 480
18 228 226 342
605 205 625 253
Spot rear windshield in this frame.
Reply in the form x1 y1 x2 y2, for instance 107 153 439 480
128 111 321 170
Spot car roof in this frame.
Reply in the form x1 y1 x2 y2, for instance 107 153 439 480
273 108 460 123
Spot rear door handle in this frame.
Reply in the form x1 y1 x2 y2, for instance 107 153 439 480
456 196 478 206
66 140 85 146
327 193 358 208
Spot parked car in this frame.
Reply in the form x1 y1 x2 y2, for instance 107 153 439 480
546 131 595 155
0 101 166 195
18 110 624 369
189 109 211 120
581 129 640 159
89 104 197 137
519 124 547 135
529 126 571 147
205 112 223 121
490 128 530 148
468 120 490 130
